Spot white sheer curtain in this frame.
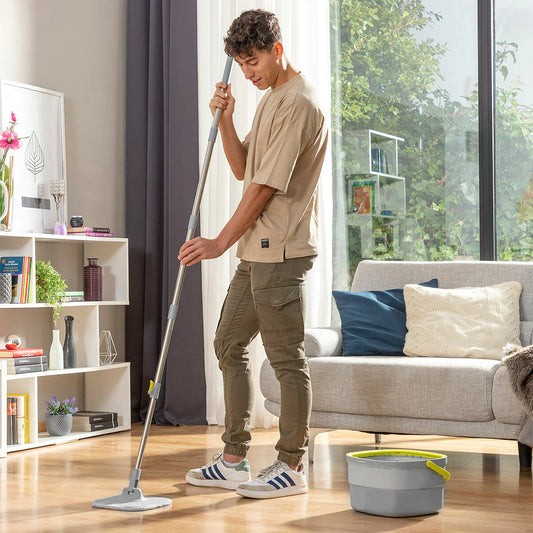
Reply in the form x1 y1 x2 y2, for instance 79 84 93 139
197 0 332 428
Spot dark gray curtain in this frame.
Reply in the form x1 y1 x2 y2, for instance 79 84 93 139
126 0 206 425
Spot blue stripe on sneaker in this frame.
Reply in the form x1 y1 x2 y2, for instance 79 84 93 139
274 476 288 488
280 472 296 486
208 466 219 480
202 467 212 480
267 480 280 489
212 464 226 480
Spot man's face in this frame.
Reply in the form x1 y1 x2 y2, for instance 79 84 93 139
235 46 281 90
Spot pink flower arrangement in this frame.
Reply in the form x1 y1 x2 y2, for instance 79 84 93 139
0 111 22 170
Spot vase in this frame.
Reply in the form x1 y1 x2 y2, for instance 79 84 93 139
45 413 73 436
84 257 102 301
0 156 14 231
0 273 11 303
49 329 64 370
63 315 77 368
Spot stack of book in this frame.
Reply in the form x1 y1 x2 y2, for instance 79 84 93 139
0 256 32 303
72 410 119 432
0 348 48 374
67 226 114 238
6 394 29 445
60 291 85 303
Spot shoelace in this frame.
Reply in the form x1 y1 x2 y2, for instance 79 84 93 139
205 452 224 468
257 460 286 481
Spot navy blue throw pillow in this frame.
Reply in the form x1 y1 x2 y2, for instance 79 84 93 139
333 279 438 356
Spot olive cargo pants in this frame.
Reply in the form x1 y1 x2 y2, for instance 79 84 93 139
213 256 315 467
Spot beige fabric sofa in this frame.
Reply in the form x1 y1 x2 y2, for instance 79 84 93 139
260 260 533 467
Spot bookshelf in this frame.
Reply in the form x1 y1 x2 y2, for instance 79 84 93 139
0 232 130 457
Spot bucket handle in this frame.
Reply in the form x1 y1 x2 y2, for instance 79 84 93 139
426 460 451 481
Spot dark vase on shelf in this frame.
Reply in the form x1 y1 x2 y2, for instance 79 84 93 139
63 315 77 368
84 257 102 301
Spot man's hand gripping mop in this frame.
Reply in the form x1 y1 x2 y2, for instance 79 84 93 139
92 56 233 512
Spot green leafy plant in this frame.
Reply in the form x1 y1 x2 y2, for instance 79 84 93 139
35 260 67 327
45 396 78 415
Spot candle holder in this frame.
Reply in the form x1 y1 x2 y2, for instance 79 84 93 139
50 179 66 235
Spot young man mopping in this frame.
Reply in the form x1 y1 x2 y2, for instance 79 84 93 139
179 9 328 499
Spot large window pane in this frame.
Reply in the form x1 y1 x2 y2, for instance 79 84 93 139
495 1 533 260
330 0 479 289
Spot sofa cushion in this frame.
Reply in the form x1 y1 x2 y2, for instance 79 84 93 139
260 356 499 422
492 365 524 425
332 279 438 356
404 282 522 359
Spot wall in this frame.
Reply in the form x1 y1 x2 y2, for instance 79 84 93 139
0 0 128 358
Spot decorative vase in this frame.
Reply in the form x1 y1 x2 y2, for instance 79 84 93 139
45 413 73 436
63 315 76 368
0 273 11 303
49 329 64 370
0 156 14 231
84 257 102 301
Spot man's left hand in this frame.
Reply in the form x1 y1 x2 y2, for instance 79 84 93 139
178 237 224 266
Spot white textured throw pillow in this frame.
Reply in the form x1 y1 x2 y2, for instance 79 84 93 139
403 281 522 359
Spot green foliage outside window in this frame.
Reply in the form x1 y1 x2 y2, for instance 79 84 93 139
331 0 533 279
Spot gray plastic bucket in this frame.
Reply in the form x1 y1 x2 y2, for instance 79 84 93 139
346 449 450 517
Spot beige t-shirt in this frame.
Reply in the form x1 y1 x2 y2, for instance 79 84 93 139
236 73 328 263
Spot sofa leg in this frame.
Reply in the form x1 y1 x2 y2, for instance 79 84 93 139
518 441 532 469
374 433 382 445
308 428 333 463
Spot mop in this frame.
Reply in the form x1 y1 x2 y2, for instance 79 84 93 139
92 55 233 512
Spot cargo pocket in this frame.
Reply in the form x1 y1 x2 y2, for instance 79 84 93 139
252 285 304 346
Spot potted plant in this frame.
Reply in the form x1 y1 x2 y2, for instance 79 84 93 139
45 396 78 436
36 260 67 370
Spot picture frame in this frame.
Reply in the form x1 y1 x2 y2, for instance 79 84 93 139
0 80 67 234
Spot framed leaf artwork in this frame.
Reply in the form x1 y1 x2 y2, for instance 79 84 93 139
0 80 67 234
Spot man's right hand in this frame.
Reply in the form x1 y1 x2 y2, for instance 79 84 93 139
209 82 235 124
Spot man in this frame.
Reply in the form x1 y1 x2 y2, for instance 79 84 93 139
180 9 328 499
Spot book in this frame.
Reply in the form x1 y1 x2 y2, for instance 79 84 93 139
67 226 111 233
71 412 118 432
0 348 44 358
6 396 17 445
84 232 114 238
11 393 30 444
352 181 376 215
0 256 32 303
9 355 48 366
6 361 48 375
60 296 85 302
14 395 26 444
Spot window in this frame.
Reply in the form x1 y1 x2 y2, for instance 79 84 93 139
495 1 533 260
330 0 480 288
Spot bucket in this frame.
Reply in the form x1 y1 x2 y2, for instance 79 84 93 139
346 449 451 517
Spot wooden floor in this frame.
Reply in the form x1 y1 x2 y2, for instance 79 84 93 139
1 424 532 533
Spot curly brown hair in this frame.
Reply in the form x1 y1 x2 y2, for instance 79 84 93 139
224 10 282 58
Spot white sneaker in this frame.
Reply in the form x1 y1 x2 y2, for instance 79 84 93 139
185 452 251 490
236 460 308 499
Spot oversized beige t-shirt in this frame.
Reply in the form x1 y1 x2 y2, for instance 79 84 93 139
236 73 328 263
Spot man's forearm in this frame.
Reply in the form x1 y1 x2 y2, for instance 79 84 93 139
217 182 276 250
219 120 247 180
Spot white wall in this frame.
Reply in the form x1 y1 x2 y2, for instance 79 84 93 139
0 0 128 359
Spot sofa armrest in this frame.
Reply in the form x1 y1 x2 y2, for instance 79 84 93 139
304 327 343 357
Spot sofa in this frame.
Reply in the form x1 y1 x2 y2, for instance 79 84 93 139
260 260 533 468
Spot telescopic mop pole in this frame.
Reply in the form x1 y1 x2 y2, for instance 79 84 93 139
93 55 233 511
129 55 234 492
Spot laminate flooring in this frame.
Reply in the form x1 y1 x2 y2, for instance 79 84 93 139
1 424 532 532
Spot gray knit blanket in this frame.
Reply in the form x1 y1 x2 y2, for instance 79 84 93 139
503 344 533 447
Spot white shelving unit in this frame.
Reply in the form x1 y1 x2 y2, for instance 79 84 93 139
0 232 130 457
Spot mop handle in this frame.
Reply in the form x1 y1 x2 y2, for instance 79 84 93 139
129 56 234 489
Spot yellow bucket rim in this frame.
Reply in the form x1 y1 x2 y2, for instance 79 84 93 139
347 449 447 460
